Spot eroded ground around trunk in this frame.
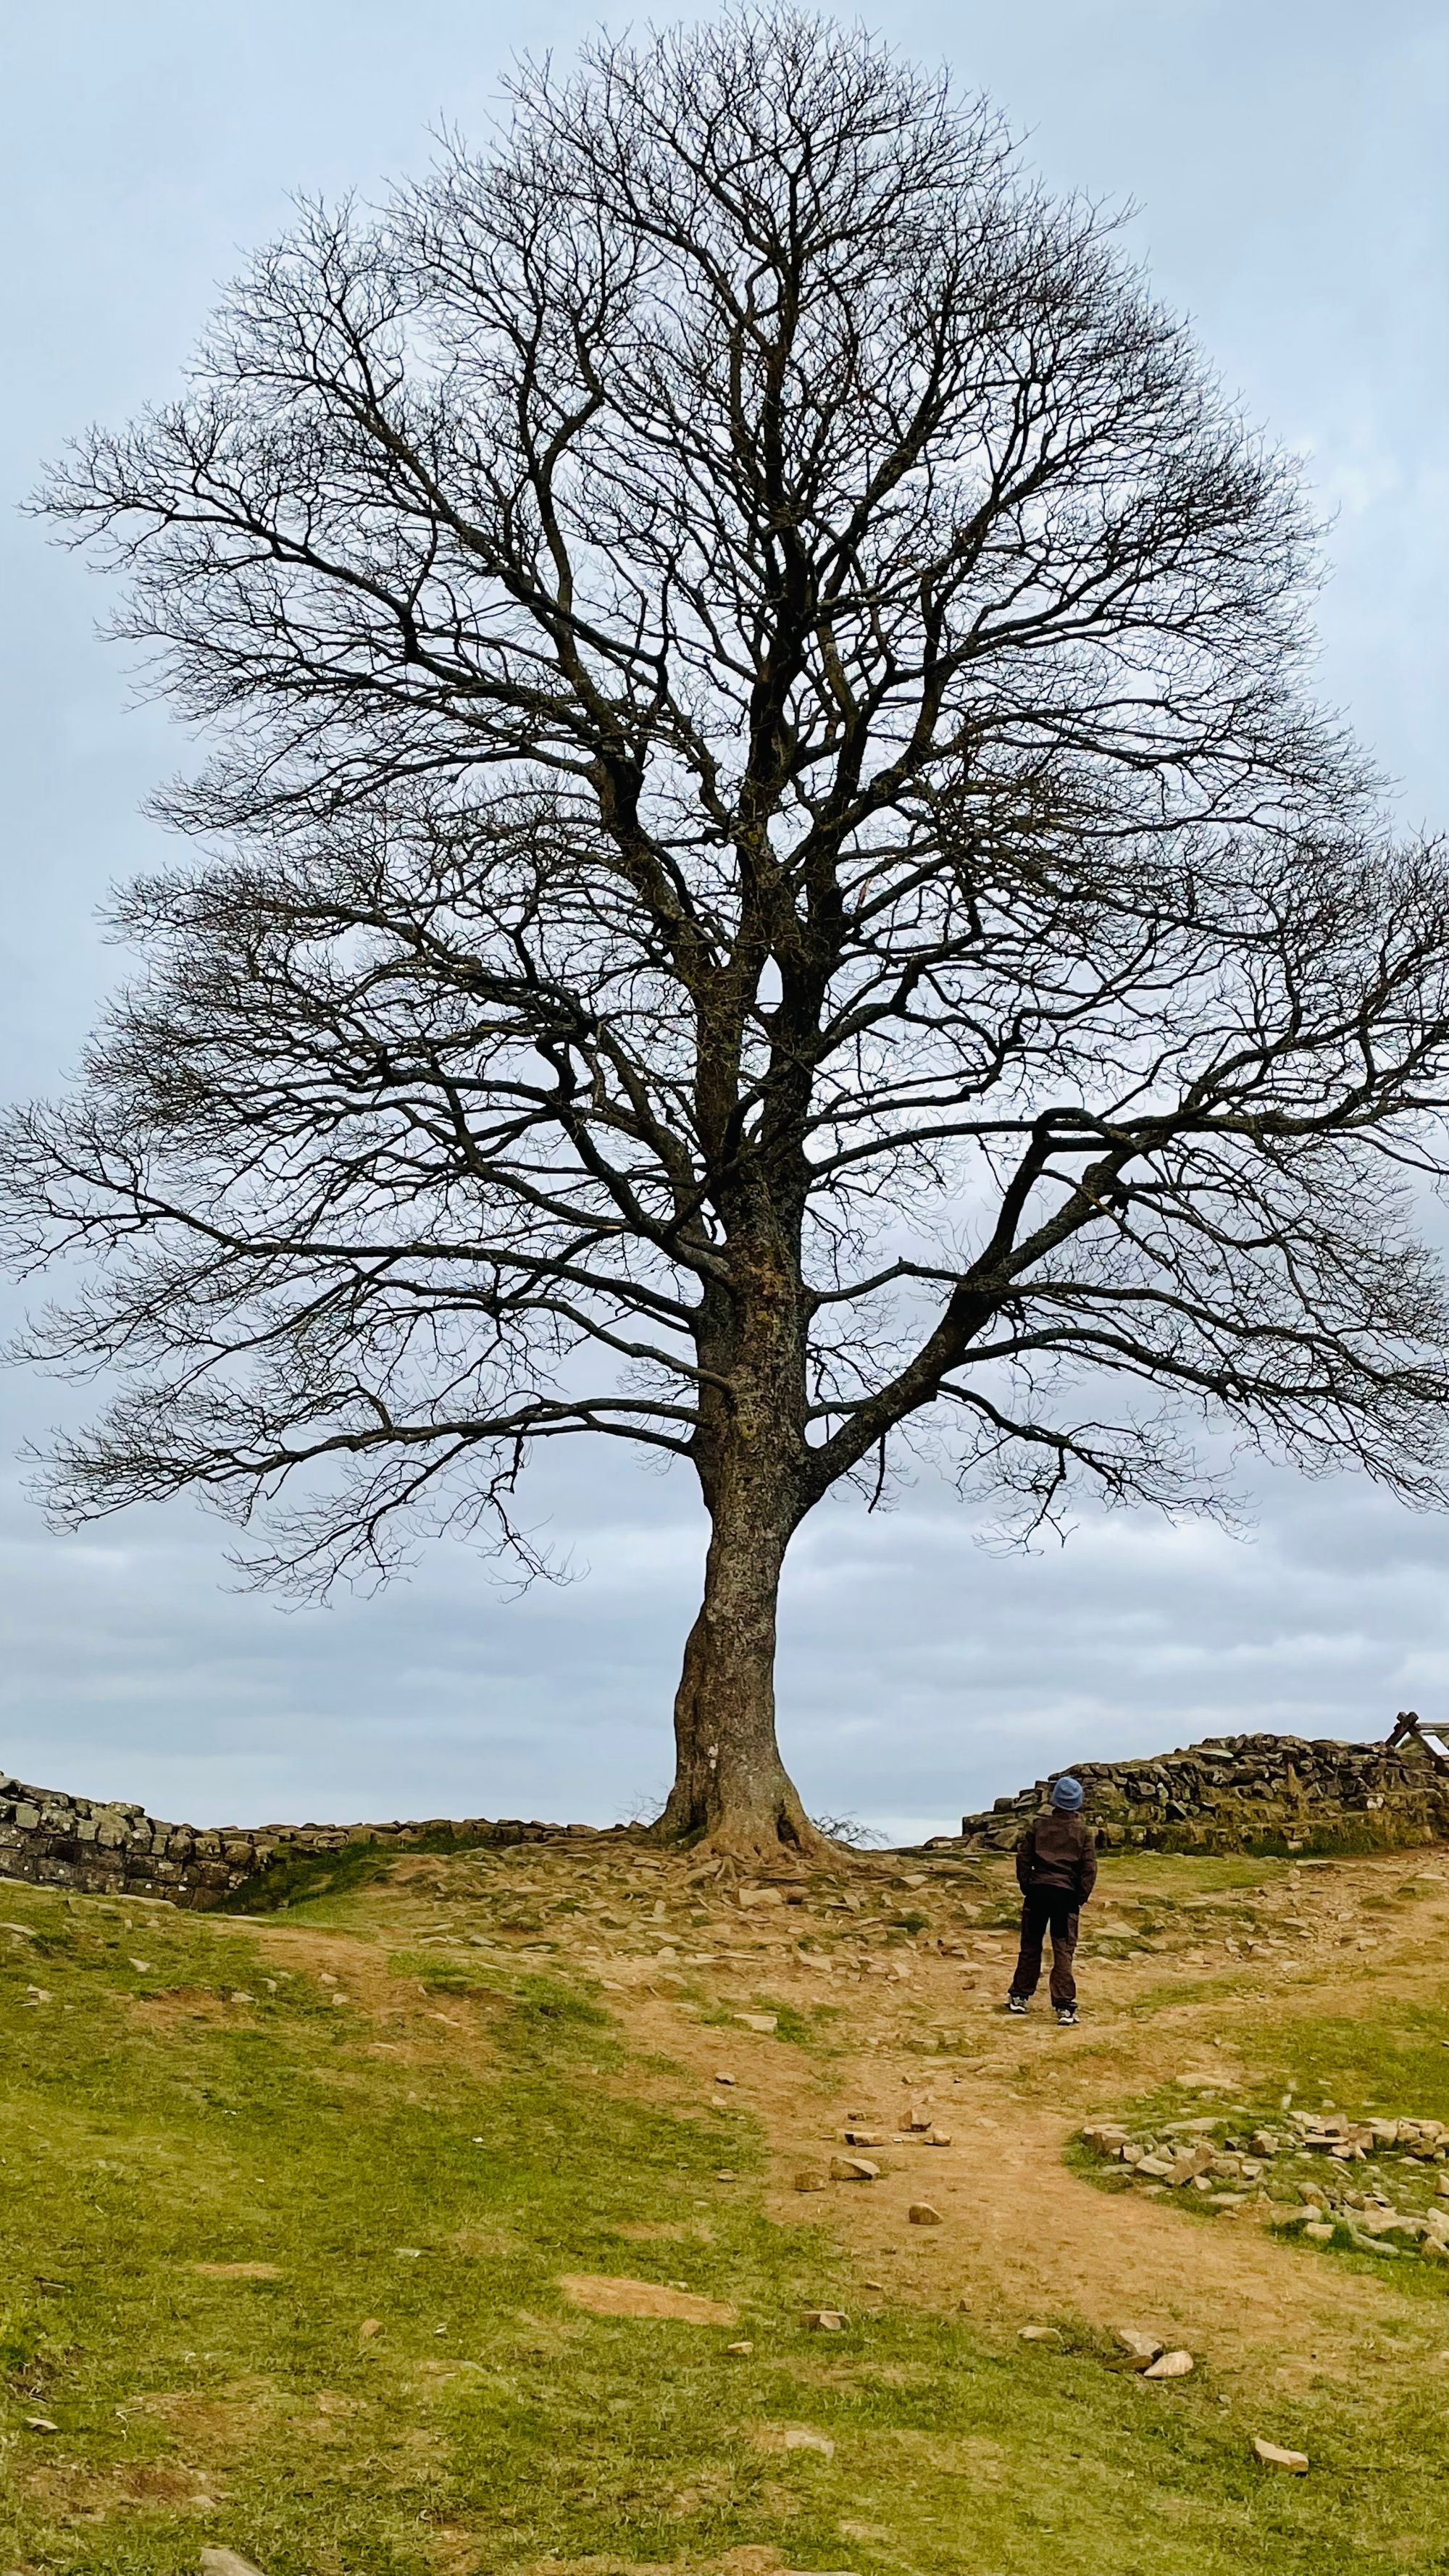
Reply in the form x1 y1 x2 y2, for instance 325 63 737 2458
5 1836 1449 2573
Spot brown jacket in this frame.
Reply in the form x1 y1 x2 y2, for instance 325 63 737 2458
1016 1810 1097 1905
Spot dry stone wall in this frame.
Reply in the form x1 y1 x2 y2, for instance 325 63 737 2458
0 1775 606 1907
8 1728 1445 1899
958 1731 1449 1856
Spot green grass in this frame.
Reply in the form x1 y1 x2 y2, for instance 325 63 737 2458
1096 1996 1449 2141
217 1831 494 1914
8 1883 1449 2572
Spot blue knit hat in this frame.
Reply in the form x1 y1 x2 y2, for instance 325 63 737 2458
1051 1775 1085 1811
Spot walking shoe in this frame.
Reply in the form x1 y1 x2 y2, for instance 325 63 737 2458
1056 2006 1079 2026
1006 1994 1028 2015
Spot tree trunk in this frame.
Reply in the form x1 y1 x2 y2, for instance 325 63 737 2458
654 1479 827 1863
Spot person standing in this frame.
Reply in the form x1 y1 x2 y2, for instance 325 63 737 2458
1006 1775 1096 2025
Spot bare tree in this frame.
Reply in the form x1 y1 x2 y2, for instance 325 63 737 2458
9 9 1449 1858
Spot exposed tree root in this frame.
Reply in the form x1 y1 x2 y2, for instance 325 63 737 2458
646 1807 845 1874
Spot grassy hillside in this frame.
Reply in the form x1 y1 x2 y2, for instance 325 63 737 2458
3 1842 1449 2572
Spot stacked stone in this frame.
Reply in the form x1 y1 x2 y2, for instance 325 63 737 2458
0 1776 606 1907
957 1731 1449 1857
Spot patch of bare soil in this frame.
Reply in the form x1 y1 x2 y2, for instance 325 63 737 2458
606 2220 717 2245
130 2378 276 2456
559 2274 739 2325
22 2456 223 2518
191 2262 284 2280
127 1988 261 2035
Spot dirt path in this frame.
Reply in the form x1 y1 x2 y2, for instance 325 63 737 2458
565 1847 1449 2383
230 1843 1449 2388
614 1986 1427 2388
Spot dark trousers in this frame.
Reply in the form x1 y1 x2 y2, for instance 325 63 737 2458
1010 1890 1080 2008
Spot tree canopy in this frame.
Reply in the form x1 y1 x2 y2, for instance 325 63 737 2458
8 9 1449 1854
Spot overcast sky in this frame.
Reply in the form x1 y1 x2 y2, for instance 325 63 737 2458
1 0 1447 1840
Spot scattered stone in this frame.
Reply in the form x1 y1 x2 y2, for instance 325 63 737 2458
781 2427 835 2454
714 2073 736 2087
23 2417 58 2433
801 2308 848 2331
1019 2325 1064 2345
1253 2437 1309 2473
908 2201 943 2226
736 2012 778 2034
358 2318 382 2339
1114 2328 1165 2367
830 2156 879 2183
926 2128 953 2147
1169 2144 1216 2183
840 2129 886 2147
794 2170 829 2193
1143 2349 1195 2378
726 2340 754 2354
1134 2155 1175 2179
1354 2208 1421 2241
